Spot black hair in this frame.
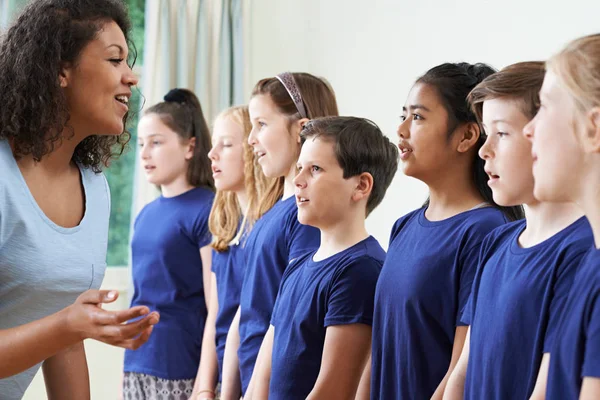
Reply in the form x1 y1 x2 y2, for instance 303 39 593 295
417 62 525 221
0 0 136 172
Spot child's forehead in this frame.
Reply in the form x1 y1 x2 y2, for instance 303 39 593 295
482 97 528 123
300 136 337 161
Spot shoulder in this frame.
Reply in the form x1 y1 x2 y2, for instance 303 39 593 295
333 240 385 283
459 207 510 241
390 208 423 239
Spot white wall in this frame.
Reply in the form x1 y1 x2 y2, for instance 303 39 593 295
247 0 600 246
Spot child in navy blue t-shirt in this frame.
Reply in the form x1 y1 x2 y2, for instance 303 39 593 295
123 89 215 399
225 72 339 398
370 63 522 400
245 117 398 400
522 34 600 400
443 62 593 400
191 106 272 399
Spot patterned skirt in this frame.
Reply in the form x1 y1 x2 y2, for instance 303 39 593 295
123 372 195 400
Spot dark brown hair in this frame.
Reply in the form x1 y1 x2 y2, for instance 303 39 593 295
251 72 339 217
468 61 545 123
301 116 399 216
146 88 214 190
0 0 134 172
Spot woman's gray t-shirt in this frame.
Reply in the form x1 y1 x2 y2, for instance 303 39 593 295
0 140 110 399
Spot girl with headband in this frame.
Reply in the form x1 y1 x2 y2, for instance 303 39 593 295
0 1 158 398
219 72 338 399
190 106 272 399
370 63 522 400
524 33 600 400
122 89 215 400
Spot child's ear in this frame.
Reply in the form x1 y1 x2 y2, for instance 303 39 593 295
352 172 374 204
583 107 600 153
185 137 196 160
456 122 481 153
294 118 310 144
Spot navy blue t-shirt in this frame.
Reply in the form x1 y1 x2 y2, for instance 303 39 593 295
269 236 385 399
371 207 508 400
238 196 320 394
124 187 214 379
463 217 592 400
212 235 246 382
547 246 600 399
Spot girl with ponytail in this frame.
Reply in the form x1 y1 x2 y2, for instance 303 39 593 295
122 89 215 399
370 63 522 400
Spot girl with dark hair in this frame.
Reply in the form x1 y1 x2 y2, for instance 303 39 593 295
122 89 215 399
369 63 519 400
0 0 159 398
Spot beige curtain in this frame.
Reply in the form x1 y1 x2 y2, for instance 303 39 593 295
132 0 248 215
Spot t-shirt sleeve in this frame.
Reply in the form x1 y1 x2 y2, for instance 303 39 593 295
286 209 320 261
193 203 213 248
269 256 303 328
582 283 600 378
324 257 382 327
460 234 494 325
544 248 589 352
210 249 218 273
457 241 486 326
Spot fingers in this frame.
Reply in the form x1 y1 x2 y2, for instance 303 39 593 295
77 289 119 305
115 325 155 350
93 306 153 325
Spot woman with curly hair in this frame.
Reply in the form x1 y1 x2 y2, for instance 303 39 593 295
0 0 159 398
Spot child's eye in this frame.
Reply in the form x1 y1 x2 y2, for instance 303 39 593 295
497 131 508 138
109 58 124 65
413 113 423 121
152 141 161 145
400 115 407 122
311 165 321 172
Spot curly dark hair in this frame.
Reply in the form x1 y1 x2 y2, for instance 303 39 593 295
0 0 136 172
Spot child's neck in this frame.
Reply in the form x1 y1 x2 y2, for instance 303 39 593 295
313 213 369 262
160 175 195 198
519 201 583 248
282 165 297 200
580 182 600 249
425 179 485 221
236 190 249 214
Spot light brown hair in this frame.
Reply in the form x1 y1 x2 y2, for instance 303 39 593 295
251 72 339 218
468 61 546 124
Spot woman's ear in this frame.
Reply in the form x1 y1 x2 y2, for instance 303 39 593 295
59 63 73 88
456 122 481 153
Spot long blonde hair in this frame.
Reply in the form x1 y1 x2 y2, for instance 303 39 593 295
208 106 272 252
251 72 339 218
547 34 600 115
